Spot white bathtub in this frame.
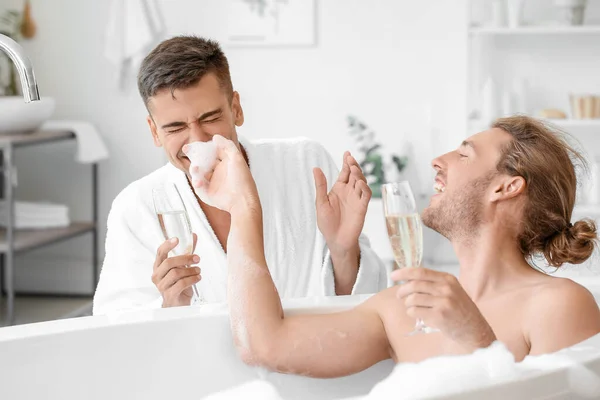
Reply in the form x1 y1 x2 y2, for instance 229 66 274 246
1 276 600 400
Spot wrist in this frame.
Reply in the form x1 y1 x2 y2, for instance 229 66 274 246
230 195 262 217
329 244 360 294
328 241 360 261
462 324 497 351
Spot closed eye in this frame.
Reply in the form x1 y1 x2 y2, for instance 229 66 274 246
203 118 219 124
166 127 186 134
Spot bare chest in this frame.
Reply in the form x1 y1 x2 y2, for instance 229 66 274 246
386 296 531 363
201 204 231 253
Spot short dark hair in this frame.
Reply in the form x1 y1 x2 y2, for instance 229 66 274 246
137 35 233 107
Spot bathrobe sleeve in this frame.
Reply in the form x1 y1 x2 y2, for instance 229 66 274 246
93 188 164 315
310 143 389 295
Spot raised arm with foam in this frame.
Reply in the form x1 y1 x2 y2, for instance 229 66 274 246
203 136 391 377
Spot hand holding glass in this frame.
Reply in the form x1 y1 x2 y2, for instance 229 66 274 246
152 184 200 304
382 181 435 335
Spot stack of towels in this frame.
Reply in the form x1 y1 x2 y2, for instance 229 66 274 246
0 201 70 229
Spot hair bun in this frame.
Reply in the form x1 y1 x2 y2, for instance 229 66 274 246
544 219 597 267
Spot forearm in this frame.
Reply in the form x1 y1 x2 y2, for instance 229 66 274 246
330 244 360 295
227 200 285 361
460 321 497 353
227 202 389 377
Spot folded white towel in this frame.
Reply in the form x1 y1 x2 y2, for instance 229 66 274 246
41 120 109 164
0 201 70 229
104 0 166 89
5 217 69 229
1 200 67 211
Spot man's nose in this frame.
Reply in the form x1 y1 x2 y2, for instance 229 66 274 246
431 152 449 172
188 122 212 143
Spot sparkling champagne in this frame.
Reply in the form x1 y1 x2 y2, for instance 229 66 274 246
386 213 423 270
158 210 193 256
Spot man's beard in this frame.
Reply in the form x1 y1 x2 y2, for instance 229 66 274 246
422 173 495 241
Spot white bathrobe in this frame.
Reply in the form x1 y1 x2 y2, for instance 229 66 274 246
93 137 387 315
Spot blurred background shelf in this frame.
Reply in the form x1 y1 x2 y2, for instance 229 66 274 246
574 205 600 218
0 129 98 326
551 119 600 128
0 222 96 253
469 25 600 35
469 118 600 131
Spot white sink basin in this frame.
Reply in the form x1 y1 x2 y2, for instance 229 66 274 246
0 96 55 134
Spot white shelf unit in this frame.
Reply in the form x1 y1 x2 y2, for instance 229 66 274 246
469 118 600 131
467 2 600 132
469 25 600 35
467 1 600 227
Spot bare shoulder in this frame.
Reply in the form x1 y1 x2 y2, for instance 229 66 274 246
527 276 600 355
531 276 598 312
356 287 418 354
356 286 406 318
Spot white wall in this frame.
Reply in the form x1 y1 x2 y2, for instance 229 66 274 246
2 0 468 293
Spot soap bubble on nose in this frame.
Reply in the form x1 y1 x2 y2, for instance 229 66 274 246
183 139 218 205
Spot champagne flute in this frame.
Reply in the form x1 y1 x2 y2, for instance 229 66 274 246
382 181 435 335
152 183 200 304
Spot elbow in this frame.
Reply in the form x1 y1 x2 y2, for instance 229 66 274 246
234 338 275 368
232 325 275 368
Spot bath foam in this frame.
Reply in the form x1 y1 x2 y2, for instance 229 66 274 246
367 341 518 399
183 140 218 206
201 336 600 399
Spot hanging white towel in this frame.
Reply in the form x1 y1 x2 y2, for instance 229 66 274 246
41 120 109 164
104 0 167 89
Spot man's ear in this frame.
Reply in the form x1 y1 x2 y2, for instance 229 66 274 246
148 115 162 147
490 175 526 202
232 91 244 127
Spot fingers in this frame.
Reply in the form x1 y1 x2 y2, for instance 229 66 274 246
405 305 436 322
153 253 200 283
391 267 456 283
170 275 202 297
159 266 201 293
403 293 435 309
213 134 239 159
153 238 179 271
348 166 359 189
349 163 367 184
313 168 329 206
396 279 440 298
337 151 351 183
192 233 198 253
346 154 367 183
354 180 372 207
203 169 214 183
191 166 208 189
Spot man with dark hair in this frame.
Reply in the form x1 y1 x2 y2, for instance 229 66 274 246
93 36 387 314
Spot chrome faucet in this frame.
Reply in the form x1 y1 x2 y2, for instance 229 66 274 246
0 33 40 102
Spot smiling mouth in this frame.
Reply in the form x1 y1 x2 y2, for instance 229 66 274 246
433 181 446 194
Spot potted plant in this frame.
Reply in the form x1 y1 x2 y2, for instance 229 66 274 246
347 115 408 198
